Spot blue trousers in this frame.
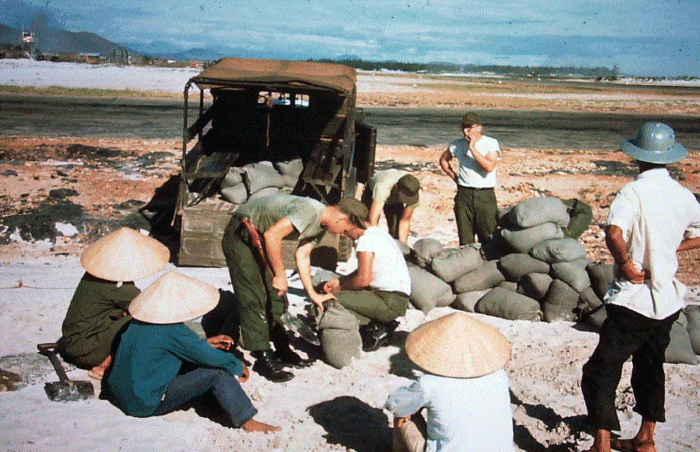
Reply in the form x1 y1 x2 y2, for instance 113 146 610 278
154 367 257 428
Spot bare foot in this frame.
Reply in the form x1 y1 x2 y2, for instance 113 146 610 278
242 418 281 433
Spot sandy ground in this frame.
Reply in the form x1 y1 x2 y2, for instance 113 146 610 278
1 61 700 452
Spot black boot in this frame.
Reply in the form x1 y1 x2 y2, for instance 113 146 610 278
271 324 314 368
251 350 294 383
360 320 399 352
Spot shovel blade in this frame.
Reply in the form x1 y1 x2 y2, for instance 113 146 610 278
44 380 95 402
281 312 320 346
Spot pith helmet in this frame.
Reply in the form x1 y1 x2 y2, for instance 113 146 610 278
621 122 686 164
129 272 220 324
81 227 169 282
405 312 511 378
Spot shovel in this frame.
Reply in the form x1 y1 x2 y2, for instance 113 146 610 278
241 217 321 346
37 342 95 402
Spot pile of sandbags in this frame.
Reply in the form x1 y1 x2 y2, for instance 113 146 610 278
219 158 303 205
403 196 604 323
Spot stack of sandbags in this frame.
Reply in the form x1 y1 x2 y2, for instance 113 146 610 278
315 302 362 369
405 238 456 314
219 158 302 205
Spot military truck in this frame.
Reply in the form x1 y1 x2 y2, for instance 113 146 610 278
174 58 376 267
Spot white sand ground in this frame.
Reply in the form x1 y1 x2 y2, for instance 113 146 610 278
1 60 700 452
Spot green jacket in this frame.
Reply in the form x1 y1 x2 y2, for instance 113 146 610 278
61 272 139 367
108 321 244 417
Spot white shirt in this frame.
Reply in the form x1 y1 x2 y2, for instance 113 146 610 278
605 168 700 319
448 136 501 188
355 226 411 295
385 370 515 452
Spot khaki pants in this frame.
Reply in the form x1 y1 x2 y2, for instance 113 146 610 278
333 289 408 326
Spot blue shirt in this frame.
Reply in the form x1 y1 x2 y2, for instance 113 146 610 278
108 321 243 417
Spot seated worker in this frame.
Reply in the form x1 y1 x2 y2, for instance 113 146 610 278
107 271 279 433
361 169 420 243
385 312 514 452
221 194 363 383
321 200 411 352
61 227 169 380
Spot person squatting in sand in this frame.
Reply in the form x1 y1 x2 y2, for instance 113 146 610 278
107 271 280 433
580 122 700 452
221 194 363 382
439 111 501 246
385 312 515 452
361 169 421 243
60 227 169 380
321 199 411 352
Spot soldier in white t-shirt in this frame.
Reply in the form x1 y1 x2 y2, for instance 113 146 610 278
439 111 501 245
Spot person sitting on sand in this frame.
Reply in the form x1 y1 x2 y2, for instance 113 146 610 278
322 199 411 352
60 227 169 380
107 271 280 433
385 312 514 452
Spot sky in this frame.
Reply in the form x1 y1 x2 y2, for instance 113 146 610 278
5 0 700 77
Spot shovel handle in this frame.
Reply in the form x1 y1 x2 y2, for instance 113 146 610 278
37 342 73 386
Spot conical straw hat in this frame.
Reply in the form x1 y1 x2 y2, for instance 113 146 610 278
129 272 220 324
405 312 511 378
81 227 169 282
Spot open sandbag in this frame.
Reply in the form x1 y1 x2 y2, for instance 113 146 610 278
503 196 571 228
587 261 615 300
221 167 245 189
562 198 593 239
316 302 362 369
452 290 489 313
475 287 542 321
500 222 564 254
407 265 455 313
665 312 699 365
274 158 304 188
452 261 505 294
498 253 551 282
430 245 484 282
530 238 587 264
242 161 286 194
542 279 579 322
412 238 443 268
517 272 553 301
220 183 248 204
551 259 592 293
685 305 700 355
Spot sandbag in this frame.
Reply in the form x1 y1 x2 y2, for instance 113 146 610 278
585 305 607 331
551 259 592 293
587 262 615 300
475 287 542 321
274 158 304 188
530 238 587 264
562 198 593 239
452 261 505 294
577 287 604 318
497 281 518 292
500 222 564 254
412 238 443 268
481 230 511 261
517 272 553 301
504 196 571 228
248 186 280 201
242 162 286 194
685 305 700 355
451 290 489 313
220 183 248 204
221 167 245 189
498 253 550 282
316 302 362 369
395 239 412 257
542 279 579 322
407 265 455 313
665 312 699 365
430 245 484 283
